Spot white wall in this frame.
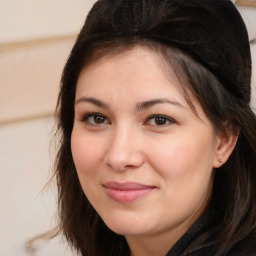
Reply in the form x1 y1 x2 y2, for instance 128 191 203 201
0 0 97 124
0 1 97 255
0 0 96 43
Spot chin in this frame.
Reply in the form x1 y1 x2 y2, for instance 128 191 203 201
109 225 149 236
102 214 150 236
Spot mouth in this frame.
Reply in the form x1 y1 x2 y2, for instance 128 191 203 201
103 182 156 203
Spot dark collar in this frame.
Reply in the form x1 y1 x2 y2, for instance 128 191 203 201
167 210 222 256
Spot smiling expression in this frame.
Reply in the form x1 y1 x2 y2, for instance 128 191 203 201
71 47 222 250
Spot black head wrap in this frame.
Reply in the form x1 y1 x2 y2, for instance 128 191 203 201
82 0 252 103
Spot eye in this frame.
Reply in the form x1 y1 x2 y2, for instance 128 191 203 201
81 113 110 125
146 115 175 126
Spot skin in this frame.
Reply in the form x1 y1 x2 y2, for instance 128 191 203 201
71 47 237 256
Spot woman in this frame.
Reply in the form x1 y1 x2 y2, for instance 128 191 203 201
55 0 256 255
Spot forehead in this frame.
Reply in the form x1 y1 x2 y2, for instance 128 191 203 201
78 46 182 93
76 46 203 116
82 46 164 75
77 47 179 95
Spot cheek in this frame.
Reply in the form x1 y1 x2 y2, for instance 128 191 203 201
71 131 105 204
147 131 215 179
147 134 215 216
71 131 104 177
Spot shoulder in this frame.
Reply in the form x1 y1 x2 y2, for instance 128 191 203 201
185 231 256 256
167 209 256 256
226 231 256 256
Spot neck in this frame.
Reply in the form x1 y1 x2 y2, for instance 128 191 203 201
125 204 210 256
125 226 187 256
124 187 213 256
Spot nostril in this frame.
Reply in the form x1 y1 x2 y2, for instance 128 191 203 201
104 150 145 172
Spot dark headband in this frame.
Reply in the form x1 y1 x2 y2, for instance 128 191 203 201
84 0 252 103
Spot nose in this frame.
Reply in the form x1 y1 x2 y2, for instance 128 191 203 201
104 126 145 172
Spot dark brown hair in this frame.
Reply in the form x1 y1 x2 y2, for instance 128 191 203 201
55 0 256 255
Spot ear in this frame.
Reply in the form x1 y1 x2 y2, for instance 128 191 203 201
213 127 239 168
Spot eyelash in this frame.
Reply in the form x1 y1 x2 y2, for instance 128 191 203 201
80 113 175 127
81 112 110 125
145 114 175 126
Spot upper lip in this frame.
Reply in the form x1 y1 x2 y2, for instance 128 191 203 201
103 181 156 190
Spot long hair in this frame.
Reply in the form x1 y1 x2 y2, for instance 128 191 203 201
55 0 256 255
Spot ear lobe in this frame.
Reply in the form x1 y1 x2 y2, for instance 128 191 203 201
213 129 239 168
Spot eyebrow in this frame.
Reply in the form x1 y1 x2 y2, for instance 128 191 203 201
136 98 185 110
75 97 110 108
75 96 185 110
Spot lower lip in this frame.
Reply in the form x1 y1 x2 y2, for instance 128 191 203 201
104 187 155 203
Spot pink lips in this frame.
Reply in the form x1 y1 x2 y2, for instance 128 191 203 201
103 182 155 203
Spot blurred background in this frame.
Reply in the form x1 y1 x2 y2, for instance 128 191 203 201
0 0 255 255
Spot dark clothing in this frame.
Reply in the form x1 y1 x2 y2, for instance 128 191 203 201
167 210 256 256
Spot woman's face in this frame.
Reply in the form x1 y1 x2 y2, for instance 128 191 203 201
71 47 221 245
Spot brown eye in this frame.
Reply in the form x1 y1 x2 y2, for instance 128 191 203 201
93 115 106 124
82 113 110 125
146 115 175 126
154 116 168 125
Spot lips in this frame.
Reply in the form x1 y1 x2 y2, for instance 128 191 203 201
103 182 156 203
